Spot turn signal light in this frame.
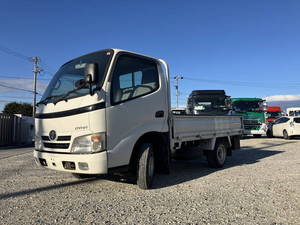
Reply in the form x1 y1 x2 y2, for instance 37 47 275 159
91 136 102 142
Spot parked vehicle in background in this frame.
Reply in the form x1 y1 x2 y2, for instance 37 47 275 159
186 90 231 115
34 49 243 190
286 107 300 117
231 98 267 137
267 116 300 139
265 106 282 123
171 107 187 115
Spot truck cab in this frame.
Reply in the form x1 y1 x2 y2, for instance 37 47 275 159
186 90 231 115
231 98 267 137
35 49 169 176
265 106 282 123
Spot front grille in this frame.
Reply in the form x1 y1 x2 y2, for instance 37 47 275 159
43 143 69 149
244 125 260 130
41 135 71 141
57 136 71 141
42 136 50 141
243 119 261 126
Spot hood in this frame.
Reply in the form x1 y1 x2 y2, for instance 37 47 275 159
35 94 106 135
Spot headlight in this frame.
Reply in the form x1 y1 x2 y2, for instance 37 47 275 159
71 132 106 153
35 136 42 150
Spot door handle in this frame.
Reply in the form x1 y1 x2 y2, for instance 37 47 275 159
155 110 164 118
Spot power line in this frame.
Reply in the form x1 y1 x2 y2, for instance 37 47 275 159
0 95 32 99
0 44 55 77
40 61 55 76
0 83 34 93
0 82 41 95
0 75 50 81
184 77 300 89
0 45 31 62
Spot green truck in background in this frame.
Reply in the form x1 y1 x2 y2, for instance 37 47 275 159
231 98 267 137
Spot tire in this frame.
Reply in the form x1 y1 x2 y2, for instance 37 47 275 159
137 143 155 190
283 130 290 140
266 130 273 138
206 142 227 168
72 173 95 179
253 134 262 138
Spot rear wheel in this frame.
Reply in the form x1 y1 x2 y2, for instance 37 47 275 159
137 143 155 190
283 130 290 140
206 142 227 168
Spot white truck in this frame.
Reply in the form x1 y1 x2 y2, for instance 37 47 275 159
34 49 243 189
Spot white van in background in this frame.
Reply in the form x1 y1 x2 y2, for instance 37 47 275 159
286 107 300 117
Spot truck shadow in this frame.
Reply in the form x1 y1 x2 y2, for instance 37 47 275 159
0 141 292 199
0 177 101 200
152 141 290 189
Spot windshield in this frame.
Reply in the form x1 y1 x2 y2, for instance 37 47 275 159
289 110 300 116
232 101 263 112
192 97 229 111
266 111 281 118
40 50 112 103
194 101 212 111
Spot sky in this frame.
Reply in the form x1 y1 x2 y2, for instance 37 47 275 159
1 0 300 111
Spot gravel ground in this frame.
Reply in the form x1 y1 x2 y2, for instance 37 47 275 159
0 138 299 225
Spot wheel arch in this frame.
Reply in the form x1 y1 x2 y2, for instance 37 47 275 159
216 136 232 156
128 131 169 173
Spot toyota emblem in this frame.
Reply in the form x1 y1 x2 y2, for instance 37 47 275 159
49 130 57 141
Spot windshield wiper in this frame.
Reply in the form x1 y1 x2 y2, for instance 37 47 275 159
53 87 82 104
36 95 60 106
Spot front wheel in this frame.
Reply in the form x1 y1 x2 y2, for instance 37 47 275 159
283 130 290 140
137 143 155 190
206 142 227 168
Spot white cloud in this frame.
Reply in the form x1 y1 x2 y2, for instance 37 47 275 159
0 100 12 104
265 95 300 102
0 79 49 112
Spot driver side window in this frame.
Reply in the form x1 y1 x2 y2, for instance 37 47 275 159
111 54 159 104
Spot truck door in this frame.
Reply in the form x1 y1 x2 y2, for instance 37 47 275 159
106 53 168 167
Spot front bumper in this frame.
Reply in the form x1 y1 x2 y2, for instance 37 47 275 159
33 150 108 174
243 129 266 135
243 123 267 135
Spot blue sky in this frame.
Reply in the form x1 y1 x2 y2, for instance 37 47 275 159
1 0 300 111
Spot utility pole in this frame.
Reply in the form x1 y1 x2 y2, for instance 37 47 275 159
31 57 42 118
174 75 183 108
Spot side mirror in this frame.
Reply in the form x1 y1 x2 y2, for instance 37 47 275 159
84 63 98 84
262 102 268 111
225 97 232 109
84 63 98 95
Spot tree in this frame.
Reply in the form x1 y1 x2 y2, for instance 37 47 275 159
3 102 33 116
